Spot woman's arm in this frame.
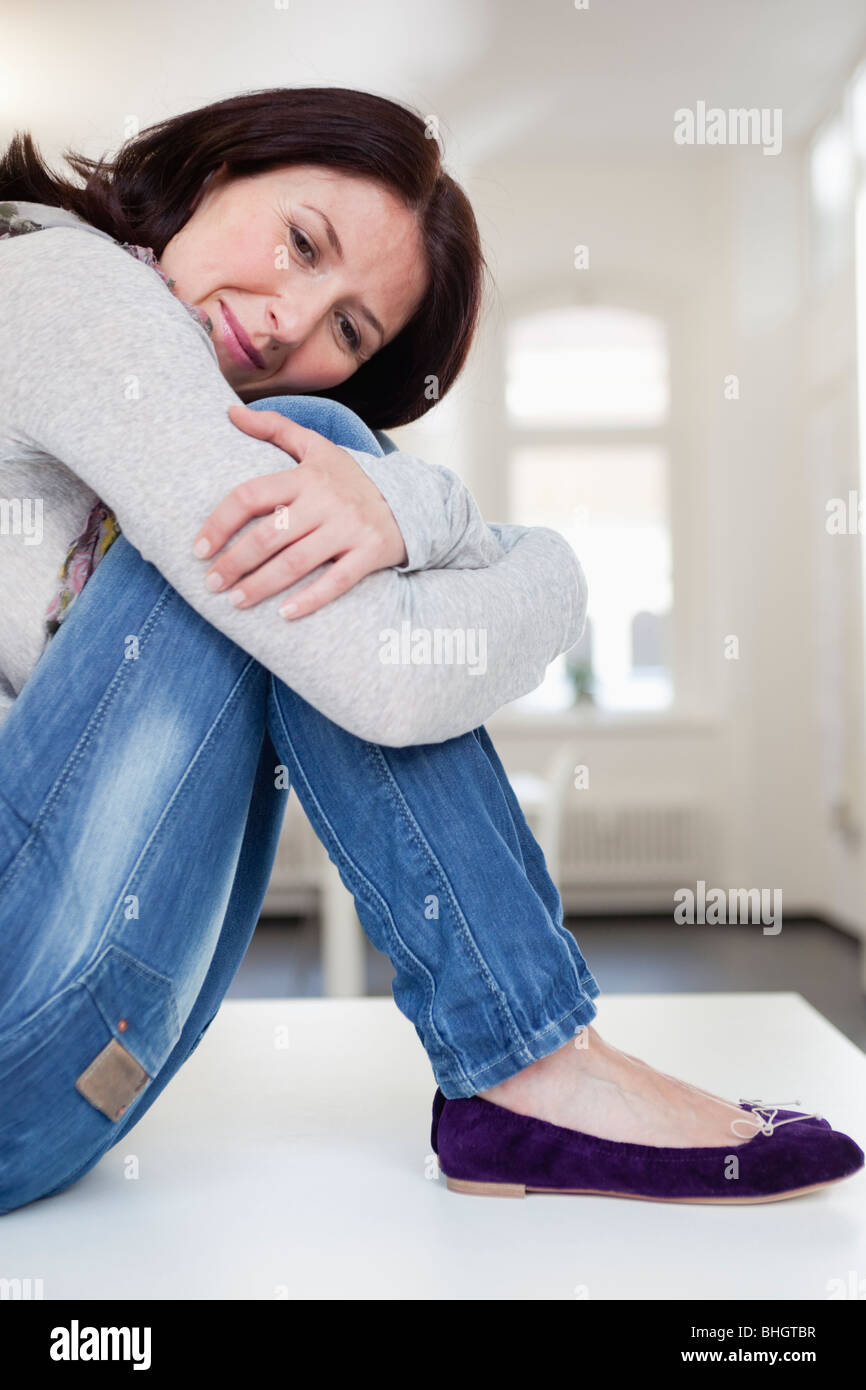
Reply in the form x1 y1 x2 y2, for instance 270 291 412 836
339 445 507 572
188 402 506 616
1 228 587 746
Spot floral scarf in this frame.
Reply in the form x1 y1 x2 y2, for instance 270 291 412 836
0 200 214 638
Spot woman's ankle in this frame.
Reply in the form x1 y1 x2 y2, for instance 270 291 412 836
480 1025 601 1104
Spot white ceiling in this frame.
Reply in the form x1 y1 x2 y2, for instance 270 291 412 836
1 0 865 176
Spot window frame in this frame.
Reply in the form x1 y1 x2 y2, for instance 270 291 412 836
501 286 680 717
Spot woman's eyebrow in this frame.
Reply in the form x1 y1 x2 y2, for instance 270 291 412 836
300 202 385 344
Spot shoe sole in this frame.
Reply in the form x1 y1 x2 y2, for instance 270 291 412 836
441 1168 856 1204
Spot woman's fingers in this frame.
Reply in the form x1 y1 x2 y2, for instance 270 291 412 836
191 402 408 616
194 467 305 561
277 551 376 621
227 402 316 460
202 494 322 593
225 526 348 610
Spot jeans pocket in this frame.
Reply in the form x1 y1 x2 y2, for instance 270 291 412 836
0 944 181 1214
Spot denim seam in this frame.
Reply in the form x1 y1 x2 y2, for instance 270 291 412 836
85 653 263 967
0 787 31 834
0 592 262 1052
82 945 182 1056
469 726 590 978
455 994 599 1090
268 687 469 1088
363 742 554 1065
0 581 176 897
0 945 180 1087
0 976 81 1053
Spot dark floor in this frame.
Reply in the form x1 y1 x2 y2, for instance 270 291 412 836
228 914 866 1051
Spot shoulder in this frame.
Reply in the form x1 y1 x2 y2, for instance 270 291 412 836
0 226 217 359
2 222 158 286
2 222 153 292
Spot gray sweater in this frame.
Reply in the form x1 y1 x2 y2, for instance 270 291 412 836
0 202 587 746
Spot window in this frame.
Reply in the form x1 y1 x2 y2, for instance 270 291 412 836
506 304 673 712
806 61 866 837
809 115 854 285
506 304 668 428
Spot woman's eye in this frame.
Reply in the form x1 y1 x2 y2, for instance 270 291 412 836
337 313 361 353
291 227 316 262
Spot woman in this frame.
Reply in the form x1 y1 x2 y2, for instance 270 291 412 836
0 87 860 1212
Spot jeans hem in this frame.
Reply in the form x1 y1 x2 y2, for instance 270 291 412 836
432 987 601 1099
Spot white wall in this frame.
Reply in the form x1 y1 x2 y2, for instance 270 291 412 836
385 142 866 934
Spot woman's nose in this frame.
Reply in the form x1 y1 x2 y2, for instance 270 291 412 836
266 287 327 348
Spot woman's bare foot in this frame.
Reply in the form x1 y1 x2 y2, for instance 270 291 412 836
479 1022 761 1148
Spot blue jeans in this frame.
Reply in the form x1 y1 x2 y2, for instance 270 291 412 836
0 396 599 1215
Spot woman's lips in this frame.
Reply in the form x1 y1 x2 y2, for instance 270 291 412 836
218 300 266 370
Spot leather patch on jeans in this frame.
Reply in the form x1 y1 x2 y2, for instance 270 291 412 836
75 1039 149 1121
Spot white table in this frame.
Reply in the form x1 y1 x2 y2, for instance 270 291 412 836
3 994 864 1300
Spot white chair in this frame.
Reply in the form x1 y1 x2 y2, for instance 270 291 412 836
319 855 367 997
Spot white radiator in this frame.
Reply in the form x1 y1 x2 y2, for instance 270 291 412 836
561 800 711 883
261 784 717 917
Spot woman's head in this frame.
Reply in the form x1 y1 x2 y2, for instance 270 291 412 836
0 87 488 428
159 160 430 407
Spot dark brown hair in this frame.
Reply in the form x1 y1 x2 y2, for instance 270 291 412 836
0 87 488 429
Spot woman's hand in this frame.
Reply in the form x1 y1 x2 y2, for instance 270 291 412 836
192 403 408 619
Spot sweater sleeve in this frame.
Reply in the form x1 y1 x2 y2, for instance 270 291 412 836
0 227 587 747
340 447 506 573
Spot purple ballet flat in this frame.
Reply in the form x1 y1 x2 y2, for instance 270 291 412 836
431 1090 863 1203
430 1088 828 1154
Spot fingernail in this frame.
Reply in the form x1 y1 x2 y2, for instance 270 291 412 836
229 588 246 606
194 537 211 557
205 572 224 591
279 601 297 619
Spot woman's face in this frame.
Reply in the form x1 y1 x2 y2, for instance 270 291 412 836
159 163 429 400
